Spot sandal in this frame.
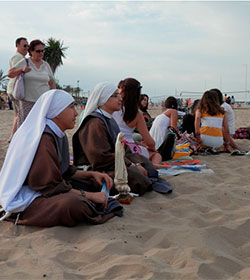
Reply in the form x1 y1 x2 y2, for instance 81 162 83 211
231 149 249 156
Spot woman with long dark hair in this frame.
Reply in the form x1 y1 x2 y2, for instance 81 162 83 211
139 94 152 129
113 78 162 166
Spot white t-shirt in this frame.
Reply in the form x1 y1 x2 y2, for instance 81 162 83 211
221 102 235 135
149 112 170 149
7 52 25 95
14 57 54 102
112 110 135 143
112 109 150 158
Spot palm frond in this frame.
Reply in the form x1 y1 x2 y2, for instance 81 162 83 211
43 37 68 74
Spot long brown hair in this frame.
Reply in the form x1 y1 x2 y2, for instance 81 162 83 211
198 90 224 116
210 88 223 105
139 94 149 111
119 78 142 123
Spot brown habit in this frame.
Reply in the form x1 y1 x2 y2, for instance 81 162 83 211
73 116 153 196
11 132 114 227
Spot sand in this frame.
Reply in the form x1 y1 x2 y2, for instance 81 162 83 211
1 107 250 279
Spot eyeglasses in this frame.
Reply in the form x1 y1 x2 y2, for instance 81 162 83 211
110 93 121 98
35 49 44 53
23 44 29 48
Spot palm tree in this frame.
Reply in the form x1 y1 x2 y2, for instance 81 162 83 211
43 38 68 74
0 70 8 91
55 79 62 89
63 85 74 95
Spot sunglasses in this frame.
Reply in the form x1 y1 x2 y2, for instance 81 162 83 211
110 93 121 98
23 44 29 48
35 49 44 53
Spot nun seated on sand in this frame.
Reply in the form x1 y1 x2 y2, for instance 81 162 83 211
0 89 122 227
72 82 173 196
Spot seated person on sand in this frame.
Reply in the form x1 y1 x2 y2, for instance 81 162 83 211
72 82 155 196
112 78 163 167
180 99 200 135
139 94 153 130
194 90 231 152
0 89 122 227
211 88 239 151
149 96 181 160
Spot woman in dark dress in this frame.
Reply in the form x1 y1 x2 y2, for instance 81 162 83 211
139 94 153 130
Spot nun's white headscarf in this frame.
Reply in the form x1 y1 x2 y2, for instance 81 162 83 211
0 89 74 213
80 82 117 126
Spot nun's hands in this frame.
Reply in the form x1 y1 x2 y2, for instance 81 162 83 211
90 171 113 190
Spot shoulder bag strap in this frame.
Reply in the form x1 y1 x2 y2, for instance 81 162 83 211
25 58 29 67
20 58 29 77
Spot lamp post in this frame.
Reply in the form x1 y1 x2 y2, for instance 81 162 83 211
77 80 79 99
243 65 248 104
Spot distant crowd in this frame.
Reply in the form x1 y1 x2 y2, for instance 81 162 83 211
0 95 13 110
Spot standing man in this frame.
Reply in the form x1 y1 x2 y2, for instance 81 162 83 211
7 37 29 141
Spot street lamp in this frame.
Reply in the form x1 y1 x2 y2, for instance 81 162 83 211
77 80 79 98
242 64 248 104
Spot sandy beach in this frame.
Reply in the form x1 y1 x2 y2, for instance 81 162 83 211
1 107 250 279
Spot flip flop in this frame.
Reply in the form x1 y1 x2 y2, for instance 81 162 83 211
231 150 249 156
206 148 220 155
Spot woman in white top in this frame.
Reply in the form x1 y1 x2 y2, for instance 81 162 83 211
112 78 162 166
211 88 239 150
8 39 56 128
150 96 180 160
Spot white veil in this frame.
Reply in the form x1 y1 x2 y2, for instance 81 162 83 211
80 82 117 126
0 89 74 213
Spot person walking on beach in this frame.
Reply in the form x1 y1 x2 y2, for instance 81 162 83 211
8 39 56 128
0 96 5 110
7 37 29 141
0 89 121 227
7 97 13 110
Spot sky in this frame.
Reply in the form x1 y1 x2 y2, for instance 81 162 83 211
1 1 250 101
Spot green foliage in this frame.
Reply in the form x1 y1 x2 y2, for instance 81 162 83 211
43 38 68 74
55 80 62 89
0 70 8 90
63 85 74 93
